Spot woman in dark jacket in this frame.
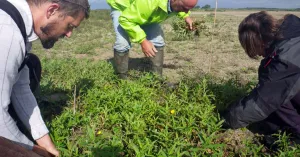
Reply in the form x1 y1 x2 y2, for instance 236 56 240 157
223 11 300 141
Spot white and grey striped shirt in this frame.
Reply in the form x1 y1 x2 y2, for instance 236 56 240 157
0 0 49 149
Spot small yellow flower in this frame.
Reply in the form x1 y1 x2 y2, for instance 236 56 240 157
170 109 175 114
206 149 212 154
97 131 102 135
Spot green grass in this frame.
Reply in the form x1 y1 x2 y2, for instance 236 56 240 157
39 59 224 156
30 10 300 157
35 59 300 156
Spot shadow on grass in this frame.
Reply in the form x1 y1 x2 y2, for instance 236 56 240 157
175 74 255 112
107 57 183 74
38 78 96 122
92 146 124 157
107 57 151 73
9 78 97 142
207 78 254 112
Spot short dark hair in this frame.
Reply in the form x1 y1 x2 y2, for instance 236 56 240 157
238 11 282 58
27 0 90 19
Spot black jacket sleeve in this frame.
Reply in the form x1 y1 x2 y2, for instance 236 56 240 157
223 56 300 129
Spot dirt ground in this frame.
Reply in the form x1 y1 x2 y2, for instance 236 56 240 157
98 10 300 83
34 10 300 83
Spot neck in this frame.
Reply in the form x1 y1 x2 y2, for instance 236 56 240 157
28 4 43 34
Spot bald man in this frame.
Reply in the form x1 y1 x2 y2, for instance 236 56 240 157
106 0 198 79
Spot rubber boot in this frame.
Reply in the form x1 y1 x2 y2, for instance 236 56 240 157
150 47 164 77
114 50 129 79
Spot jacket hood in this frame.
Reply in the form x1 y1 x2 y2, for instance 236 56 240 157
280 14 300 40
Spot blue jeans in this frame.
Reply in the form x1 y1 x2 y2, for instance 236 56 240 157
110 9 165 53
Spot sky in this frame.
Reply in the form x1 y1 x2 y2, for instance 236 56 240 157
88 0 300 10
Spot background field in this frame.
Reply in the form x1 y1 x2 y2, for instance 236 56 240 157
31 10 300 156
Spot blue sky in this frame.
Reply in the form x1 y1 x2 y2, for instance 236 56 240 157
89 0 300 9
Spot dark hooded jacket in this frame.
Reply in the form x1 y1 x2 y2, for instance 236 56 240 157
223 14 300 134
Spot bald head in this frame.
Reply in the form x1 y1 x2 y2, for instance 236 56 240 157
170 0 198 13
182 0 198 8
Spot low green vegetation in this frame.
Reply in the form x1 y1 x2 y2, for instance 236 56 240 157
35 59 300 156
31 10 300 157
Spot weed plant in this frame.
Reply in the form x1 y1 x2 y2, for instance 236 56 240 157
171 17 209 41
29 9 300 157
37 59 300 156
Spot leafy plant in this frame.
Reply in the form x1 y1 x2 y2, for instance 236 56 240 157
171 17 208 41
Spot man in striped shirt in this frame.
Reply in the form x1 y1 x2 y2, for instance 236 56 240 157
0 0 89 156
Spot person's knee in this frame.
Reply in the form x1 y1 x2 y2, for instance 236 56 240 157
151 37 165 48
113 24 131 52
114 43 130 53
146 30 165 47
114 37 131 52
114 49 129 56
143 24 165 47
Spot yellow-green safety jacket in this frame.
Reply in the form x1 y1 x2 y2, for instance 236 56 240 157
107 0 191 43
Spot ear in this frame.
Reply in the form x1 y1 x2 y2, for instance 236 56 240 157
46 3 60 19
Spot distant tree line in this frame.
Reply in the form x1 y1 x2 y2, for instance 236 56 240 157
192 4 211 11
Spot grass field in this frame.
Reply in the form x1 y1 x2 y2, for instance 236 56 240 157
32 10 300 156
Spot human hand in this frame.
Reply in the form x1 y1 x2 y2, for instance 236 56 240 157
35 134 59 157
185 16 193 30
140 39 157 57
